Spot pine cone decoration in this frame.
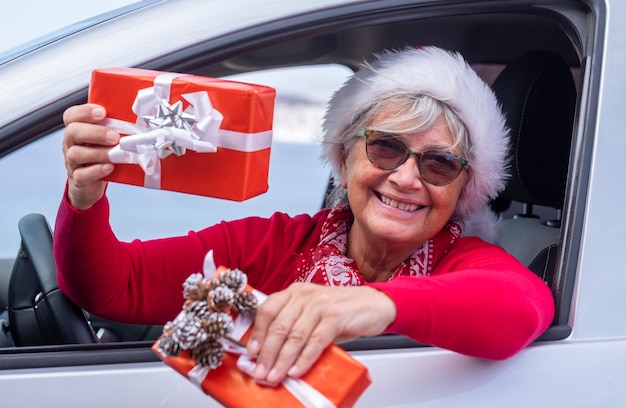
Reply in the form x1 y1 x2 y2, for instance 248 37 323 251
159 266 259 374
157 333 182 357
191 340 224 369
233 291 258 314
162 320 176 336
202 312 234 341
218 268 247 293
184 299 211 320
208 285 235 312
204 279 220 293
182 273 208 301
172 312 208 350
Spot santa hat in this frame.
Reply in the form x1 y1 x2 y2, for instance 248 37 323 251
321 46 509 241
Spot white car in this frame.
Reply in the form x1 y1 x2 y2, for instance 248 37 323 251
1 0 624 406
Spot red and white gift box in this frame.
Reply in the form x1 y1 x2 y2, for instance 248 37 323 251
153 254 372 407
152 329 371 407
88 68 276 201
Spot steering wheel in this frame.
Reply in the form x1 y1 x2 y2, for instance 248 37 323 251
7 213 97 346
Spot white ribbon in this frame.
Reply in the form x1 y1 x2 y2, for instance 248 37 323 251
186 252 337 408
103 73 272 189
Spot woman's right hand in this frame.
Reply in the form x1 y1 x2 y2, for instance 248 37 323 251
62 103 120 210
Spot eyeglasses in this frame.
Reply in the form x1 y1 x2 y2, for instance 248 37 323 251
357 129 469 186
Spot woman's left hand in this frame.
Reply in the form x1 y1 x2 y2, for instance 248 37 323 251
246 283 396 385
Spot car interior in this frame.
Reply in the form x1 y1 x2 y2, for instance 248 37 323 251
0 3 585 355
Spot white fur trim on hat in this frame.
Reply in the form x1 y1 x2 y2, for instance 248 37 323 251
322 46 509 240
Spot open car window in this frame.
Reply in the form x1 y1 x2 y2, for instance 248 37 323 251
0 64 352 345
0 65 352 258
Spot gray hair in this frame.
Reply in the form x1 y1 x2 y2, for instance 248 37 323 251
322 92 471 208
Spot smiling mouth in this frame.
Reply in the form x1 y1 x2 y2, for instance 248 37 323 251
377 193 424 212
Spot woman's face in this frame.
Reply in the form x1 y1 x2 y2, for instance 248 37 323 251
341 114 468 251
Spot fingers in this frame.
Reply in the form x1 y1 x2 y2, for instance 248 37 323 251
62 103 120 210
63 103 106 126
66 152 115 186
283 319 333 379
64 137 117 176
246 284 397 386
63 104 119 152
249 285 335 385
246 285 397 384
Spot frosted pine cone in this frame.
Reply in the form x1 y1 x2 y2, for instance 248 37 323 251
172 312 208 350
162 320 176 336
218 268 247 293
157 334 182 357
191 340 224 369
182 273 208 301
202 312 234 341
208 285 235 312
184 299 211 320
204 279 220 294
233 291 258 314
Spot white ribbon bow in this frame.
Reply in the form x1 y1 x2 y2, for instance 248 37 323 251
104 73 223 189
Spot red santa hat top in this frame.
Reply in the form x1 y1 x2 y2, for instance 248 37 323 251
321 46 509 237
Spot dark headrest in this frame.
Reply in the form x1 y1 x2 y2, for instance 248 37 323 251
492 50 576 209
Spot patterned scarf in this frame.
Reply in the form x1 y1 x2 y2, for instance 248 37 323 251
294 204 463 285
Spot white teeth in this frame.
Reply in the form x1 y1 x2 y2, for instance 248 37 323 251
380 194 420 211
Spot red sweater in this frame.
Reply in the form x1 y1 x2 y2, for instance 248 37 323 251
54 193 555 360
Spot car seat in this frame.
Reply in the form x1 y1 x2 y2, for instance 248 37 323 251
491 50 577 286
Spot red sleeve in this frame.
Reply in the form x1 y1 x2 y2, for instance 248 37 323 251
208 211 326 292
367 237 555 360
54 191 210 324
54 187 325 324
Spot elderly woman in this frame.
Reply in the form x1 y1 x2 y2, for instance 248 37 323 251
55 46 554 386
